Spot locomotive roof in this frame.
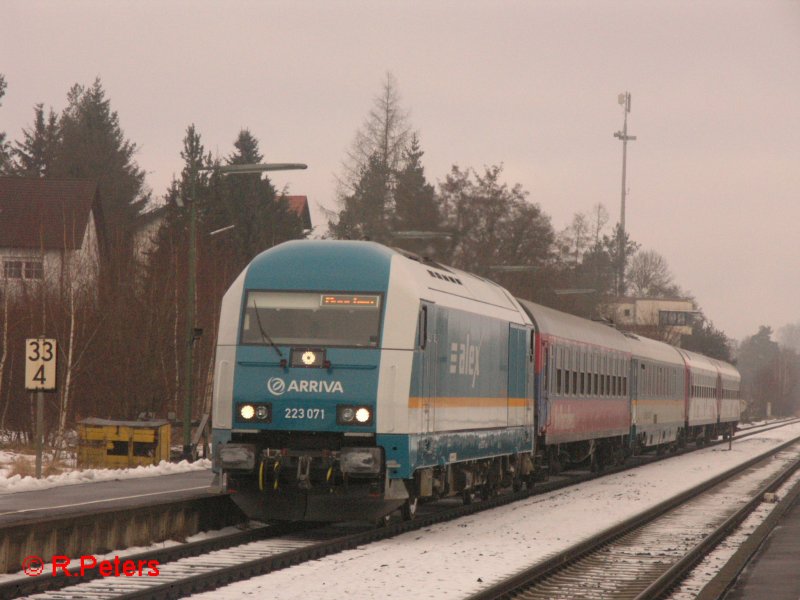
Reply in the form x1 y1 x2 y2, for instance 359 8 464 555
517 298 630 352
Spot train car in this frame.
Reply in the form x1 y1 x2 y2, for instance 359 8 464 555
517 300 632 471
677 348 720 444
625 334 686 452
712 357 741 432
211 240 536 522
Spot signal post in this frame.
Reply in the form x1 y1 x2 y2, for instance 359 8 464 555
25 337 57 478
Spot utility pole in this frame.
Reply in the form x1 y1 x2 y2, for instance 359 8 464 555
181 162 307 461
614 92 636 297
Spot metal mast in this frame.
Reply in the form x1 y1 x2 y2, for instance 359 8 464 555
614 92 636 296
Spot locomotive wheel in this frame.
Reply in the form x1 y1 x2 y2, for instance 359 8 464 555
480 485 496 501
374 513 392 527
401 496 418 521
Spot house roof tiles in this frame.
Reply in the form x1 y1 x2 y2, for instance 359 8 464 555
0 177 99 251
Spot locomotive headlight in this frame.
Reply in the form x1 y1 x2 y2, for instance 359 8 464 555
235 402 271 424
337 405 373 426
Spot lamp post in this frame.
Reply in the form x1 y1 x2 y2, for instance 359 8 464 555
614 92 636 297
182 161 307 460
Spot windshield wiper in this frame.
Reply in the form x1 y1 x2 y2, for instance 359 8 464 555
251 298 284 359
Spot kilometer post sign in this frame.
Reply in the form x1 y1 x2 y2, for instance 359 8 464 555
25 338 57 391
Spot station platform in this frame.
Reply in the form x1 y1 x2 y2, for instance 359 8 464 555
0 469 214 527
726 489 800 599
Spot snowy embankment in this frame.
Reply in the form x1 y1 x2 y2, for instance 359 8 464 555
0 458 210 494
190 423 800 600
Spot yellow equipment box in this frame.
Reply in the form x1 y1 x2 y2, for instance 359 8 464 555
77 418 170 469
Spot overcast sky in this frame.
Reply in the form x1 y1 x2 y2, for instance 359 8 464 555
3 1 799 341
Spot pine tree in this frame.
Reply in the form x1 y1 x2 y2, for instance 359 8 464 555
51 79 148 248
393 135 440 233
220 129 304 263
439 164 555 277
330 153 392 242
13 104 60 177
0 75 9 173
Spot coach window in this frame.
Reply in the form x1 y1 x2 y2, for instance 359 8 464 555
579 351 585 395
594 355 599 395
656 367 662 398
599 361 605 396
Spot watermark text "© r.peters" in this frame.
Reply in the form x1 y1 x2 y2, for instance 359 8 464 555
23 555 160 577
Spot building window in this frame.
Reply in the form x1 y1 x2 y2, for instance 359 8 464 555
24 260 43 279
3 260 22 279
659 310 694 327
623 309 631 317
3 259 43 280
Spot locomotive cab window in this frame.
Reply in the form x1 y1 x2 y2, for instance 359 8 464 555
241 291 382 348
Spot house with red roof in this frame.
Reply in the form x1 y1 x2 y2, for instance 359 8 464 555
282 195 313 232
0 177 103 299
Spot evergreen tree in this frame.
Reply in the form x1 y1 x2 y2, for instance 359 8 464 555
681 318 732 362
393 135 441 234
0 75 8 173
51 79 148 248
330 153 392 243
738 326 781 417
220 129 304 264
439 164 555 279
12 104 60 177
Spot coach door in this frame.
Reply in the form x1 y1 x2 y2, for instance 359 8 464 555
508 324 533 428
417 302 436 434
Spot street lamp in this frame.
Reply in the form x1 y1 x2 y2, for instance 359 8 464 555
614 92 636 297
182 161 307 460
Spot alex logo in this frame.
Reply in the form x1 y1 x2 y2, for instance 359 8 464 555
267 377 344 396
449 333 481 388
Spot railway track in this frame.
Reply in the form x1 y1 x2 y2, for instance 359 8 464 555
466 434 800 600
7 420 798 600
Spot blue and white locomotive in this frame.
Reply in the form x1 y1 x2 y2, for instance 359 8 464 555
211 240 740 522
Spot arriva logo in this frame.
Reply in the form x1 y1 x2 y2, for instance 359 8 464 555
267 377 344 396
449 333 481 388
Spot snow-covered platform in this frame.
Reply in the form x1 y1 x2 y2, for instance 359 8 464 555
0 468 242 573
725 491 800 600
0 469 214 526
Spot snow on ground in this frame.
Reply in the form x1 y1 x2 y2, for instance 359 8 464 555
0 458 210 494
189 423 800 600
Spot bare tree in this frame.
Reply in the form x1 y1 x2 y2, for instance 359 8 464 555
626 249 680 297
0 274 9 428
340 72 412 192
589 203 609 245
557 212 590 265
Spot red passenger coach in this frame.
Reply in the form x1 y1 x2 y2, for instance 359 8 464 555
519 300 632 471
